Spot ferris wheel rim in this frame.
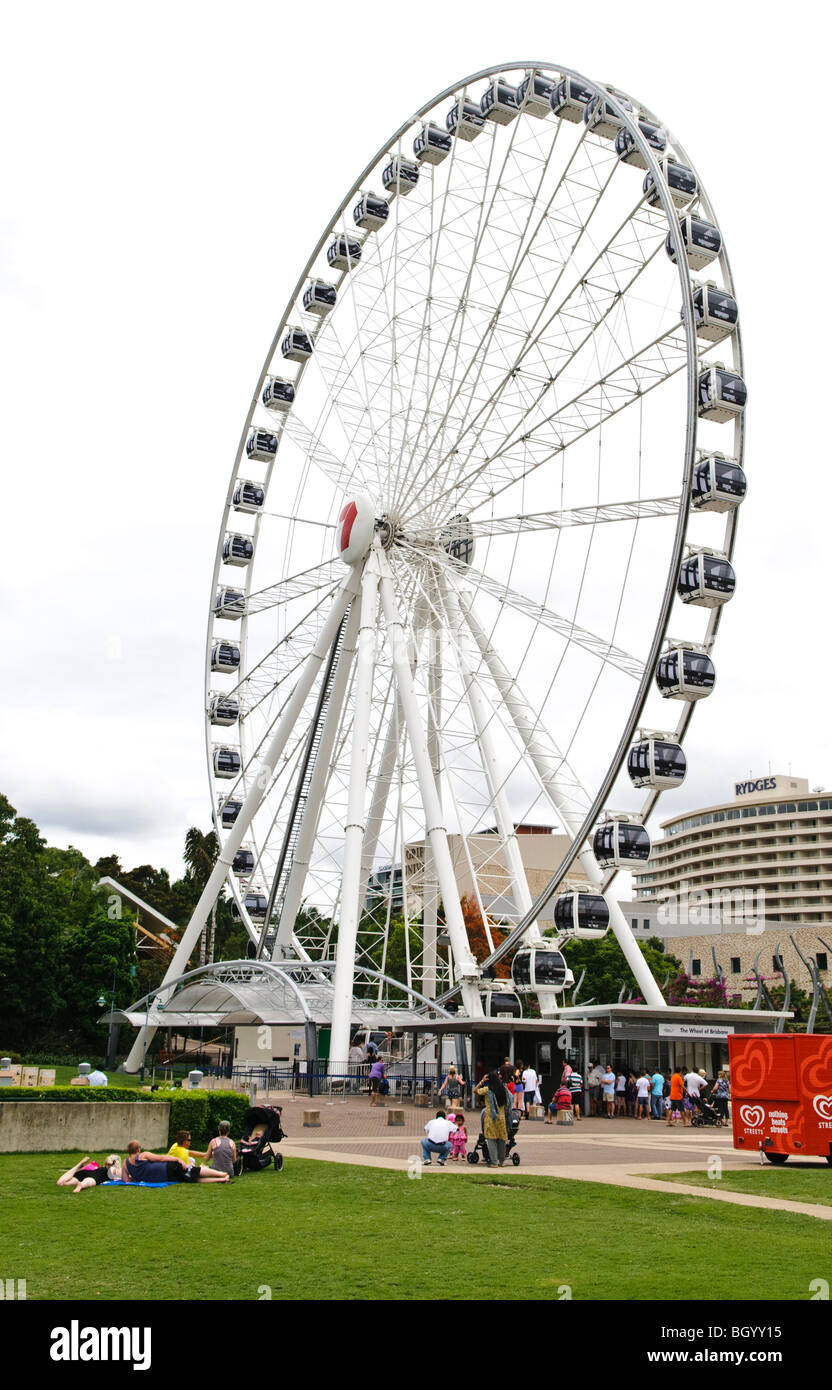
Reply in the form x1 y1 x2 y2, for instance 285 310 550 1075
203 60 742 979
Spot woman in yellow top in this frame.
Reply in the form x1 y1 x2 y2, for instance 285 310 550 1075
167 1129 207 1164
475 1071 512 1166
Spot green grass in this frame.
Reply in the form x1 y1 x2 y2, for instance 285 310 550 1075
4 1154 831 1301
649 1166 832 1208
47 1066 146 1089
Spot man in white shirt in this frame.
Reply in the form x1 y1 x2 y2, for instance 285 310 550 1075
521 1065 538 1115
87 1068 108 1087
421 1111 458 1166
684 1068 708 1115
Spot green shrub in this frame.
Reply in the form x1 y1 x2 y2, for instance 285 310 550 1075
165 1091 251 1146
0 1052 22 1065
0 1086 156 1104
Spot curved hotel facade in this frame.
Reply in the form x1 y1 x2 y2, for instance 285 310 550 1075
634 775 832 924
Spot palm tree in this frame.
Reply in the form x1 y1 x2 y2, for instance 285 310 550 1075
183 828 219 965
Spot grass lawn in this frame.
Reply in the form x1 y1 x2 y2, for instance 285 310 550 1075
3 1154 831 1301
649 1166 832 1208
46 1066 146 1089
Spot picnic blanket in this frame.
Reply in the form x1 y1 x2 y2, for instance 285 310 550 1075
103 1179 176 1188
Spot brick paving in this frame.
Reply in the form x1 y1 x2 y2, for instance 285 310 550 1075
260 1092 832 1220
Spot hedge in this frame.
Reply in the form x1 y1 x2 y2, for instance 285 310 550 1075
0 1086 251 1146
0 1086 155 1104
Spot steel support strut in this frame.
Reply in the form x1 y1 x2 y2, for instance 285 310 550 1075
123 567 361 1072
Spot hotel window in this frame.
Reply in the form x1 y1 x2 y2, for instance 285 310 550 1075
818 953 829 972
691 959 701 976
730 957 741 973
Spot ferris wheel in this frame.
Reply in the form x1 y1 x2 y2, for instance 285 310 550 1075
131 61 746 1071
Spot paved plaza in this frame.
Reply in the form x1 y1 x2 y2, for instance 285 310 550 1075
259 1094 832 1221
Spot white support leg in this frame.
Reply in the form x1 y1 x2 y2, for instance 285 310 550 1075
378 550 483 1018
458 581 666 1010
439 572 542 941
422 613 442 998
271 599 362 957
329 553 382 1069
123 568 361 1072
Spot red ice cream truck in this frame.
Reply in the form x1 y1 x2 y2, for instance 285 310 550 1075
728 1032 832 1164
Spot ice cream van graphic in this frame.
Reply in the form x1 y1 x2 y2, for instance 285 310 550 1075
728 1033 832 1165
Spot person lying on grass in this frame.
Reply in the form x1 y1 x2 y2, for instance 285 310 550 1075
123 1139 229 1184
57 1154 122 1194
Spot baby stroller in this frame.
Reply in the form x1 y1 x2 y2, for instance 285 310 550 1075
690 1094 722 1128
467 1109 521 1166
233 1105 286 1174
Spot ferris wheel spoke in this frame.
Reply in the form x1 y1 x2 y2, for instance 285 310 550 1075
393 112 581 509
244 557 342 614
409 320 687 524
409 495 680 543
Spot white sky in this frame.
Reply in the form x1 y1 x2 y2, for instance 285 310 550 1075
2 0 830 878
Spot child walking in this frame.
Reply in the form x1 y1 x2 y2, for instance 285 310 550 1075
449 1112 468 1161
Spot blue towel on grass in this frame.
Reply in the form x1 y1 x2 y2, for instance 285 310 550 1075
103 1179 176 1188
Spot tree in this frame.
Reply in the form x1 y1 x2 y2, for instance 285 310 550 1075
182 826 220 965
460 895 512 978
560 933 683 1005
0 796 66 1047
59 903 137 1050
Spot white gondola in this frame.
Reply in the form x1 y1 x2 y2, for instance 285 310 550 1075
232 479 265 514
209 693 240 727
302 279 337 316
643 158 698 209
593 817 651 870
483 990 524 1019
553 891 610 939
353 192 390 231
440 513 474 568
222 533 254 567
413 122 452 164
246 428 278 462
515 72 556 118
692 282 738 343
261 377 294 412
327 236 363 271
212 746 241 779
219 798 242 829
583 91 634 140
214 587 246 618
232 846 255 876
677 549 736 608
231 891 267 921
382 157 419 199
511 944 573 993
691 453 747 513
445 98 485 140
210 641 240 673
550 75 594 122
280 328 314 363
614 120 666 167
697 364 747 422
480 78 520 124
627 734 687 790
666 215 721 271
656 644 716 700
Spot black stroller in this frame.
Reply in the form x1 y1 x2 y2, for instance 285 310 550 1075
467 1108 521 1166
690 1094 722 1128
233 1105 286 1174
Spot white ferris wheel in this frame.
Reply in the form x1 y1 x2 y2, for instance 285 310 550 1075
127 61 745 1071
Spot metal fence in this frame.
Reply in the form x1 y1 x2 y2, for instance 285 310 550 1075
229 1061 457 1101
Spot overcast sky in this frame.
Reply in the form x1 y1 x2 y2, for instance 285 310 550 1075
2 1 830 879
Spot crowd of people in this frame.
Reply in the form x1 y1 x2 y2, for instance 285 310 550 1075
55 1122 238 1193
577 1060 732 1126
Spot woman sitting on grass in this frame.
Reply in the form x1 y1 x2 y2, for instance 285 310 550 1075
57 1154 121 1194
123 1140 229 1185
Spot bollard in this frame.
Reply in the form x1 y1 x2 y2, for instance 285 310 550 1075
303 1110 321 1127
387 1108 405 1127
414 1093 431 1108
